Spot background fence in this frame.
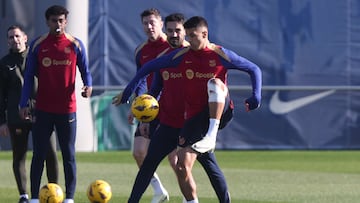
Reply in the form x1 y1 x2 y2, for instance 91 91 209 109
1 0 359 150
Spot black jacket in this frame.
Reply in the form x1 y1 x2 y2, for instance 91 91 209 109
0 48 37 125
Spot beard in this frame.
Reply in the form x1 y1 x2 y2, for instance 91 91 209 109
169 37 180 47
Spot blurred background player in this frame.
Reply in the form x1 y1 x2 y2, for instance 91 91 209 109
19 5 92 203
113 16 262 202
125 8 170 203
122 13 231 203
0 25 59 203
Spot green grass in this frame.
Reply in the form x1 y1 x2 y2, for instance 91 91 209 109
1 150 360 202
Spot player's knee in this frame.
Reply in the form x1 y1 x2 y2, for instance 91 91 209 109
207 78 228 103
175 163 188 177
132 150 146 161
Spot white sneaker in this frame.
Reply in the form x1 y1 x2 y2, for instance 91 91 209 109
191 136 216 153
63 199 74 203
151 192 169 203
29 199 39 203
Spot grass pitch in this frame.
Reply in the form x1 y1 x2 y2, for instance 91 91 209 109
1 150 360 203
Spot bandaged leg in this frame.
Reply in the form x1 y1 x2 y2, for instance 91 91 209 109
192 78 228 153
207 78 228 138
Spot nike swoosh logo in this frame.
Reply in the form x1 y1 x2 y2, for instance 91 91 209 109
269 90 336 114
8 65 17 70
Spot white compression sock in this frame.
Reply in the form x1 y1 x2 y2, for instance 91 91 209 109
150 173 167 195
206 118 220 139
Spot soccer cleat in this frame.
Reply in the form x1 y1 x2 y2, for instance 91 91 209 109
191 136 216 153
151 192 169 203
18 197 29 203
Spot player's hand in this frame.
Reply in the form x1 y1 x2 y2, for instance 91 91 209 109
112 92 123 106
127 109 135 124
0 124 10 136
139 122 150 138
19 107 31 120
245 95 261 112
178 136 186 146
81 86 92 98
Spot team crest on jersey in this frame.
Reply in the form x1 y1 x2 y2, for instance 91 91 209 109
185 69 194 79
209 60 216 67
64 47 71 54
42 57 52 67
162 71 170 80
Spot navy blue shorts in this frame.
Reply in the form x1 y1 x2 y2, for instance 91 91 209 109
179 98 234 147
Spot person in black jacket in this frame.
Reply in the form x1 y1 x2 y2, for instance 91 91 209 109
0 25 59 203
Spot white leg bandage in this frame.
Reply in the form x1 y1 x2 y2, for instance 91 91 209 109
207 78 228 103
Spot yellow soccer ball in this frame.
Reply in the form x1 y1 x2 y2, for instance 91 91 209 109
131 94 159 122
87 180 112 203
39 183 64 203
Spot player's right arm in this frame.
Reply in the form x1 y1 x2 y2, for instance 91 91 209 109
19 39 39 119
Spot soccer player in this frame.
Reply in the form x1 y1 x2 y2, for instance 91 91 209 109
113 16 262 202
18 5 93 203
123 8 170 203
113 13 231 203
0 25 59 203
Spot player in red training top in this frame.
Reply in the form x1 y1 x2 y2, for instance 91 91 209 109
123 13 232 203
127 8 170 203
114 16 262 203
19 5 92 203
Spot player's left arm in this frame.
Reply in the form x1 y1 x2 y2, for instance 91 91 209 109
74 38 93 98
113 49 183 105
220 47 262 111
134 48 147 96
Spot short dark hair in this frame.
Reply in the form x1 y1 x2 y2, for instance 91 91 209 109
184 16 208 29
6 25 25 37
140 8 161 20
45 5 69 20
165 13 185 27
